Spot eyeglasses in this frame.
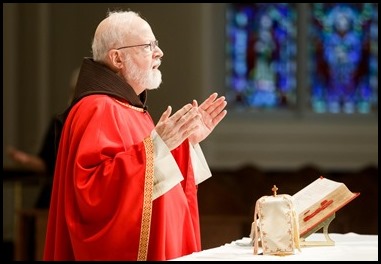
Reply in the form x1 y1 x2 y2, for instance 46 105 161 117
116 40 159 52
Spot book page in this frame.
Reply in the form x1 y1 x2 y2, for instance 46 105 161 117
293 177 359 236
293 177 342 214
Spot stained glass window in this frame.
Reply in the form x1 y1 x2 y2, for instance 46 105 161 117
225 3 378 115
225 3 297 111
309 3 378 114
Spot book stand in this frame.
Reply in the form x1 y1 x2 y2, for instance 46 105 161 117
300 213 335 246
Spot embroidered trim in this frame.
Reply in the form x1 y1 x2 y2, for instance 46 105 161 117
253 195 300 256
114 99 145 112
137 137 154 261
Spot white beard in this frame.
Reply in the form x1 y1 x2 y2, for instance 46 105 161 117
125 55 162 90
143 68 162 90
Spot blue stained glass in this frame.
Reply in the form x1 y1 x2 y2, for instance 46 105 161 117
309 3 378 114
226 3 297 111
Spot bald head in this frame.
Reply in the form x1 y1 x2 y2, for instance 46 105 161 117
90 10 163 94
92 10 147 62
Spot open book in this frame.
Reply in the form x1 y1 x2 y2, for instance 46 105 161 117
292 176 360 237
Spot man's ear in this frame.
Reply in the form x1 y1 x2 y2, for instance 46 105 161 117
108 49 124 71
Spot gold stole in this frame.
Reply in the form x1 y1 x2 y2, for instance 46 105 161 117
137 137 154 260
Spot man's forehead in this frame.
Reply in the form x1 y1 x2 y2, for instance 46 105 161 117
129 20 155 40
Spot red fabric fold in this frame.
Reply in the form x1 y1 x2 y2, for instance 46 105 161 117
44 95 201 260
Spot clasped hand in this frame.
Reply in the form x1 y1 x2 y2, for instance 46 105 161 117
155 93 227 150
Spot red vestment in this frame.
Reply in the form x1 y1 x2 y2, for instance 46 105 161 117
44 94 201 260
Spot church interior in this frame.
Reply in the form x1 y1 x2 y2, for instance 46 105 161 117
3 3 378 260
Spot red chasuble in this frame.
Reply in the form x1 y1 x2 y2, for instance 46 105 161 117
43 94 201 260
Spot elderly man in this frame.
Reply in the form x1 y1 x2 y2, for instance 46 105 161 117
43 10 227 261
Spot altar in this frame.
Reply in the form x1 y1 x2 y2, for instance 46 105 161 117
171 233 378 261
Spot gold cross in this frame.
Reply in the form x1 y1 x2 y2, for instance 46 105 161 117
272 185 278 196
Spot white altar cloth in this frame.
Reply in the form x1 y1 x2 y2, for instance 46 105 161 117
172 233 378 261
